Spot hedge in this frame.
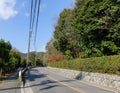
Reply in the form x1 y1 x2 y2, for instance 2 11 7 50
48 55 120 75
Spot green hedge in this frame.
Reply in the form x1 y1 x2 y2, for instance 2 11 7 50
48 55 120 75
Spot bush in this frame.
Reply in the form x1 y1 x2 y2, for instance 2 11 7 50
48 55 120 75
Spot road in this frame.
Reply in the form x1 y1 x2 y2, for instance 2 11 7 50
24 67 116 93
0 72 21 93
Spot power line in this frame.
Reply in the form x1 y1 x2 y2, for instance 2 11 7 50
31 0 37 30
27 0 34 66
34 0 41 49
29 0 33 30
27 0 41 66
34 0 41 66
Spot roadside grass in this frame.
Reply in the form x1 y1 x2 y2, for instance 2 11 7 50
48 55 120 76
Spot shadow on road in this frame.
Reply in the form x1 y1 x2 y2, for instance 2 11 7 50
27 68 47 82
40 85 59 90
19 67 76 92
0 85 20 91
0 72 21 92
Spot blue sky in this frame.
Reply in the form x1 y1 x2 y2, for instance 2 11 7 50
0 0 75 53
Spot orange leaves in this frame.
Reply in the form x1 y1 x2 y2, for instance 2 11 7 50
48 53 63 62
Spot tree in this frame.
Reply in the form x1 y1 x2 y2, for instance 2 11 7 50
45 38 63 62
53 0 120 58
72 0 120 57
0 39 11 76
9 50 21 70
54 9 81 58
36 59 43 66
21 58 27 68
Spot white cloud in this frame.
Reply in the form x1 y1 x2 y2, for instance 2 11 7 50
0 0 18 20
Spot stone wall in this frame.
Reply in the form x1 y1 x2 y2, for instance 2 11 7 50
48 67 120 91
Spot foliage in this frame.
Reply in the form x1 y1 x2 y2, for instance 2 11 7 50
0 39 11 76
54 9 81 58
20 52 44 66
48 55 120 75
53 0 120 58
9 50 21 70
36 59 44 66
44 38 64 63
21 58 27 67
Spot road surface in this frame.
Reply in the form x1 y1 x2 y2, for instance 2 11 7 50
24 67 117 93
0 72 21 93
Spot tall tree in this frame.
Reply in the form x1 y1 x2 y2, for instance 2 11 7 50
72 0 120 57
0 39 11 76
54 9 81 59
9 50 21 70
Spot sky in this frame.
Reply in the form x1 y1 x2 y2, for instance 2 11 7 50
0 0 75 53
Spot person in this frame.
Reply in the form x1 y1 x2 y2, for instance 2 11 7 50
22 70 26 87
19 70 22 81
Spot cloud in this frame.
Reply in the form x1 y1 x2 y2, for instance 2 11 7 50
0 0 18 20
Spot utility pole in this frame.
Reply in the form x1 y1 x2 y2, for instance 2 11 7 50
27 30 32 67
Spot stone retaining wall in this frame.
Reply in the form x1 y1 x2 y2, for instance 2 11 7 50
48 67 120 91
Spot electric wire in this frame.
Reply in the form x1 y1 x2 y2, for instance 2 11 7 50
27 0 34 66
34 0 41 66
27 0 41 66
29 0 33 30
34 0 41 50
31 0 37 30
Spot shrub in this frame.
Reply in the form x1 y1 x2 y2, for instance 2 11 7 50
48 55 120 75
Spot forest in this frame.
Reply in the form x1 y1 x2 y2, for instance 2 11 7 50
45 0 120 60
46 0 120 75
0 39 43 78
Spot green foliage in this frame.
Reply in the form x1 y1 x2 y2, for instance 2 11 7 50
64 50 73 60
21 59 27 67
36 59 43 66
20 52 44 66
53 0 120 58
0 39 11 62
48 55 120 75
54 9 81 58
0 39 11 76
9 50 21 70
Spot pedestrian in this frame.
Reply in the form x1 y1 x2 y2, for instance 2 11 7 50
22 71 26 87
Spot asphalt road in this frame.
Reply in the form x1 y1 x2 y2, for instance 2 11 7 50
0 72 21 93
24 67 117 93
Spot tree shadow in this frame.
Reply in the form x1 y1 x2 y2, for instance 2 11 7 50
0 83 21 91
26 68 47 82
40 85 59 90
